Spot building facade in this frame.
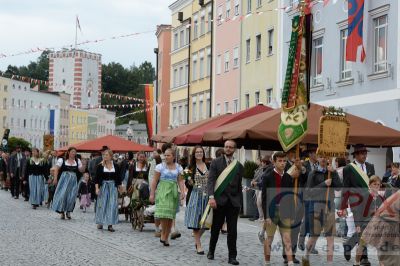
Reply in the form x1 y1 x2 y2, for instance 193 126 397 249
0 77 10 131
240 0 282 111
169 0 192 128
6 79 60 148
48 49 102 108
282 0 399 174
190 0 213 122
115 120 149 144
68 108 88 145
213 0 242 115
156 24 172 134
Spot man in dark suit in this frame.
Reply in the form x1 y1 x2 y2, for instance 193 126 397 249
342 144 375 266
20 148 31 201
207 140 244 265
8 145 26 199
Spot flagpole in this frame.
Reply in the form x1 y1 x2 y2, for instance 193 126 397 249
75 15 78 49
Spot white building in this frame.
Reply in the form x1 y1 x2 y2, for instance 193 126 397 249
48 49 101 108
7 79 59 148
89 108 116 137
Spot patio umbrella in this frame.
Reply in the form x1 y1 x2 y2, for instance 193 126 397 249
203 103 400 149
174 104 272 145
152 114 229 143
58 135 154 152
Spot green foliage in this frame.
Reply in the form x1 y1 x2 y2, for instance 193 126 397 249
101 61 155 125
3 50 50 90
243 161 259 179
8 137 31 152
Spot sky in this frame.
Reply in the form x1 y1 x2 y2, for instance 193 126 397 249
0 0 171 71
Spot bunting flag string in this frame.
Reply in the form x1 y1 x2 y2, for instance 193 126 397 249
0 29 159 59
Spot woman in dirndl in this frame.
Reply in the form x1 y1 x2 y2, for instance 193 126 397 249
150 147 185 246
52 147 85 219
95 149 121 232
25 147 49 209
184 146 209 255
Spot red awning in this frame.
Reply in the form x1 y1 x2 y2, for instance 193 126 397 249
58 135 154 153
174 104 273 145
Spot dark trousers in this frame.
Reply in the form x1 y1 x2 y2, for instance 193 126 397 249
10 168 20 197
209 201 240 259
23 179 29 199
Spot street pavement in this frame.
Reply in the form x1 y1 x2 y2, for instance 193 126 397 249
0 190 379 266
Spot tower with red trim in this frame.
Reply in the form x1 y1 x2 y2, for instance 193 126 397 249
48 49 101 108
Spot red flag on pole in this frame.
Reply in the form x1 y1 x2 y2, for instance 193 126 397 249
346 0 366 62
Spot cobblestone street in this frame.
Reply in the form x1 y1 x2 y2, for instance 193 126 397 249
0 190 379 266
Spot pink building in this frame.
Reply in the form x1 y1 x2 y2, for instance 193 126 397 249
156 25 171 133
213 0 241 115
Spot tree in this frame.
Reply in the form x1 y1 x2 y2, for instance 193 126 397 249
8 137 31 152
101 61 155 125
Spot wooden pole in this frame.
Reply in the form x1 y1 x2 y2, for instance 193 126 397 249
325 158 331 214
294 144 300 206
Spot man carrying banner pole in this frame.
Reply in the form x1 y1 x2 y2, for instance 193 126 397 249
202 140 243 265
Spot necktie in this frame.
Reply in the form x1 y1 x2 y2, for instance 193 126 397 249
361 164 365 172
227 159 231 165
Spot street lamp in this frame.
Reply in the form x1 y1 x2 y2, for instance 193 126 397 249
154 47 159 134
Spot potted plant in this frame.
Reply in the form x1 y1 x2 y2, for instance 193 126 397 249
241 160 259 218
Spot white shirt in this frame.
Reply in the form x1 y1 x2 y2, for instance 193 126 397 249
56 158 82 168
355 160 367 174
103 162 115 173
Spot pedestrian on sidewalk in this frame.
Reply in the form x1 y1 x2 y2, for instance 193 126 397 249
206 140 243 265
52 147 86 220
184 146 209 255
78 172 91 212
24 148 49 209
95 149 121 232
149 147 185 247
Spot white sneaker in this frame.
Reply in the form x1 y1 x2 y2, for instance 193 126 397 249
258 231 265 244
264 262 271 266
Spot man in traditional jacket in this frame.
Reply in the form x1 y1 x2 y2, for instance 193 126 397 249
342 144 375 266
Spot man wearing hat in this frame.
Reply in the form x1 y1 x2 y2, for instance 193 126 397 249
342 144 375 266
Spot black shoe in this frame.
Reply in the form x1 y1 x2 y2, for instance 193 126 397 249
343 244 351 261
228 258 239 265
310 248 318 255
24 198 28 201
14 196 19 199
292 257 300 264
298 243 305 251
360 258 371 266
207 252 214 260
195 244 205 255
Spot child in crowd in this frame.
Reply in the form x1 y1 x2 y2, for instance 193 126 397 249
46 168 56 208
354 176 385 266
78 172 92 212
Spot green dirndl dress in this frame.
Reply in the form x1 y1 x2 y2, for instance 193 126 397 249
154 163 182 219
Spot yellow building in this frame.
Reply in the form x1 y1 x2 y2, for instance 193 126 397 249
240 0 282 110
189 0 212 122
168 0 193 127
68 108 88 145
0 77 10 131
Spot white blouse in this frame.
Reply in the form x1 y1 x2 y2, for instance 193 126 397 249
56 158 82 168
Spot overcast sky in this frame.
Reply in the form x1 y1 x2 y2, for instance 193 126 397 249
0 0 171 71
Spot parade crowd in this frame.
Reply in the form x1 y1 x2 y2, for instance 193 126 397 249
0 141 399 266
